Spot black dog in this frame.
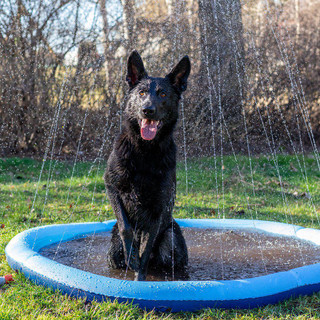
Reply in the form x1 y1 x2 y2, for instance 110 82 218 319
104 50 190 281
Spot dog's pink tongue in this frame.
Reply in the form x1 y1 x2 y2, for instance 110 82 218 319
141 119 158 140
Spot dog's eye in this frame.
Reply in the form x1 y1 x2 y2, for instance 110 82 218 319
139 91 145 96
160 91 166 97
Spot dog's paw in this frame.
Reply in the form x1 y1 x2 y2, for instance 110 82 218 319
134 271 146 281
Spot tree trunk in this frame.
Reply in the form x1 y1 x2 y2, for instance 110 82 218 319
99 0 111 94
198 0 245 144
165 0 174 16
295 0 300 42
121 0 136 53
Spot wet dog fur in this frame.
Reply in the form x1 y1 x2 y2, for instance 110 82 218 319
104 50 190 281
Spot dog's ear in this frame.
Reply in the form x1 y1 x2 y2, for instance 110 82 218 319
166 56 191 93
126 50 148 88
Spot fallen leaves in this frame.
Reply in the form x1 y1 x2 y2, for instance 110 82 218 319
290 162 298 172
209 206 247 217
266 179 289 187
293 191 311 199
234 209 245 216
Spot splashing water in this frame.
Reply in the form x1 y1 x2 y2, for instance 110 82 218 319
2 0 318 286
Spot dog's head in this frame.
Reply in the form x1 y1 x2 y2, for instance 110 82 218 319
124 50 191 141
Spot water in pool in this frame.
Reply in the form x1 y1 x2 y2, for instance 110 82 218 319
40 228 320 281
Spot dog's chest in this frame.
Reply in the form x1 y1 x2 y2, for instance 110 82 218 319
131 154 173 190
115 152 175 221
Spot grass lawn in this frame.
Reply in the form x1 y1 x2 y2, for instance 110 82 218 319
1 155 320 319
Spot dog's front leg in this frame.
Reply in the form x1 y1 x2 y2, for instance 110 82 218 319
106 185 140 272
135 227 158 281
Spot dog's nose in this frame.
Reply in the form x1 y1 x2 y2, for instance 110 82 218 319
142 106 156 117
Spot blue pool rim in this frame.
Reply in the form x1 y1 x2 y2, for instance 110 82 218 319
5 218 320 312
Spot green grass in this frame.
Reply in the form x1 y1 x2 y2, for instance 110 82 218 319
1 155 320 319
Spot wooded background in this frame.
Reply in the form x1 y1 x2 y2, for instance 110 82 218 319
0 0 319 159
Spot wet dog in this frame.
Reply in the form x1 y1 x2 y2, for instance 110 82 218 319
104 50 190 281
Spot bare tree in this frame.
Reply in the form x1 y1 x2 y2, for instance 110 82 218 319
0 0 101 154
295 0 300 41
121 0 137 52
99 0 111 92
198 0 245 143
1 0 319 157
